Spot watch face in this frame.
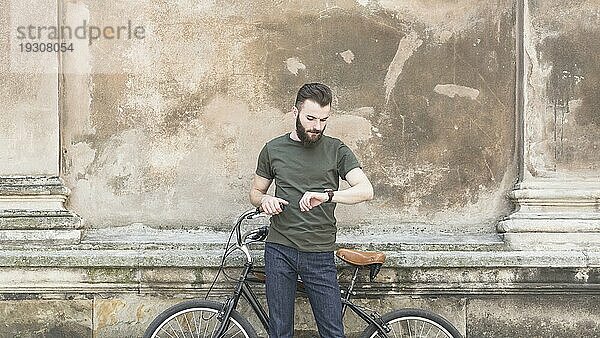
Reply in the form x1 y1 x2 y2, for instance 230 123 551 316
327 190 334 202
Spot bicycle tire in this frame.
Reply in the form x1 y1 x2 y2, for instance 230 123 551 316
360 308 462 338
143 299 259 338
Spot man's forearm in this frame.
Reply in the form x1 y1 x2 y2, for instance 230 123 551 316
331 182 373 205
249 188 267 207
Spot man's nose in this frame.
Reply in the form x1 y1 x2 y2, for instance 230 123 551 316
314 120 322 130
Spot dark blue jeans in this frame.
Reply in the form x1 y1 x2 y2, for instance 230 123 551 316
264 242 345 338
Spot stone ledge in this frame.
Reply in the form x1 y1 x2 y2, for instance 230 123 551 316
0 246 597 268
75 224 507 251
0 265 597 297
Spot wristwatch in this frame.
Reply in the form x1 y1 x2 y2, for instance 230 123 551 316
324 189 335 203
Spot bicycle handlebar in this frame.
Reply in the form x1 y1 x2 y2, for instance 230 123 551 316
231 204 287 264
234 204 286 246
234 208 265 246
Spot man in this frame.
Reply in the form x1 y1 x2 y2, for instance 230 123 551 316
249 83 374 338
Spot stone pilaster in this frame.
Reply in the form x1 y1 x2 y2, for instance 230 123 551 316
0 1 81 245
498 0 600 250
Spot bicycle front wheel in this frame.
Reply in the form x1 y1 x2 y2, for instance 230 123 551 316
143 299 258 338
360 308 462 338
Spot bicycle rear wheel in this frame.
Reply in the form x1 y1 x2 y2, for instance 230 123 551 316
360 308 462 338
143 299 258 338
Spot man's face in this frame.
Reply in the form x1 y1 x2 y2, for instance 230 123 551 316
295 99 331 146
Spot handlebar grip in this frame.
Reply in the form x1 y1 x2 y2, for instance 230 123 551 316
256 203 285 215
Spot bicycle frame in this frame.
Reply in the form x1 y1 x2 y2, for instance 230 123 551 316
212 209 390 338
213 263 269 337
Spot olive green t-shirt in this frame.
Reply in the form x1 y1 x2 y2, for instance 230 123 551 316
255 133 361 252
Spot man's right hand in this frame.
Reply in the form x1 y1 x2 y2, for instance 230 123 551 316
260 195 289 215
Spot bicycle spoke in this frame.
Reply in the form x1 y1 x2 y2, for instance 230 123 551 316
210 317 218 337
382 316 458 338
145 300 256 337
423 324 433 337
389 322 399 337
166 322 179 338
203 315 211 338
223 322 242 337
418 319 425 337
413 319 419 338
183 313 192 337
192 312 199 337
176 316 186 337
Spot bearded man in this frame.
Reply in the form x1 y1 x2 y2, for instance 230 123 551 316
249 83 374 338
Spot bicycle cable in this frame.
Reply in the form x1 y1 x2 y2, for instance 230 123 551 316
204 221 237 300
204 209 264 299
219 245 243 282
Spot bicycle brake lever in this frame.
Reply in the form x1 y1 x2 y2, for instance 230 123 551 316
247 226 269 241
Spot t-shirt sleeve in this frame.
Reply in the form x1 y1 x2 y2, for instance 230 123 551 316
337 142 361 180
255 144 274 179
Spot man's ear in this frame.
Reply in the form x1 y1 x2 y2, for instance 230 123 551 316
292 106 298 117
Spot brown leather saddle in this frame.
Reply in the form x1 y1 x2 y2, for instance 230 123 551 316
336 248 386 266
336 248 386 281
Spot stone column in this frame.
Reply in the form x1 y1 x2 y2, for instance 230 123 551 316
498 0 600 250
0 1 81 244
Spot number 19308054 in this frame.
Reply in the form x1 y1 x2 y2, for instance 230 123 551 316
19 42 74 53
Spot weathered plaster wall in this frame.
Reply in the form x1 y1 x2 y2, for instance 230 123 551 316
525 0 600 176
468 296 600 337
0 1 59 176
0 299 92 337
60 0 517 231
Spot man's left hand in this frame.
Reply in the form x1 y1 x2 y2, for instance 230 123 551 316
299 191 328 212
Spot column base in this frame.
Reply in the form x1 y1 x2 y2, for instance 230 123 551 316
0 176 82 245
498 177 600 250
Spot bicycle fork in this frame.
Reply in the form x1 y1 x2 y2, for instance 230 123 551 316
213 263 252 338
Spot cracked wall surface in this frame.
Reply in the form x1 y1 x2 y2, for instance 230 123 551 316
525 0 600 176
57 0 517 231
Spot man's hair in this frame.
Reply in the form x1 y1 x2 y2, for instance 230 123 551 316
294 83 332 110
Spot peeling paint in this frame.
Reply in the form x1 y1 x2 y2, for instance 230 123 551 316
384 31 423 103
68 142 96 178
340 50 355 64
327 113 372 150
284 57 306 76
95 299 126 330
434 84 480 100
575 269 590 283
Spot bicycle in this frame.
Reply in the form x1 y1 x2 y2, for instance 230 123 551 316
144 208 463 338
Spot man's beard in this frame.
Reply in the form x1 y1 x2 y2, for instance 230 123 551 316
296 115 325 146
